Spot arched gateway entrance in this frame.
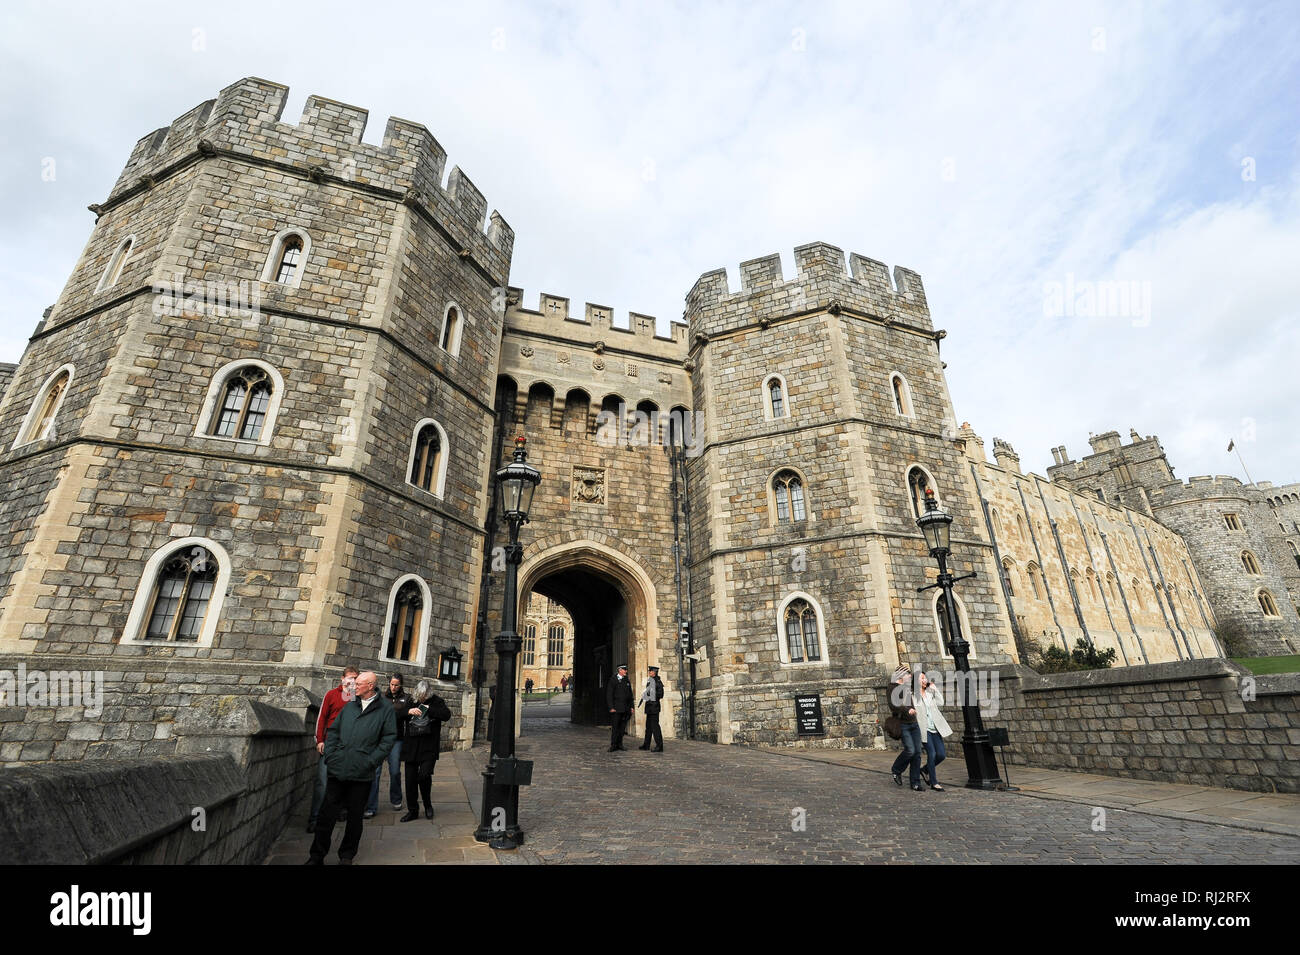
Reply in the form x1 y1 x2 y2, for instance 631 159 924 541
518 539 671 737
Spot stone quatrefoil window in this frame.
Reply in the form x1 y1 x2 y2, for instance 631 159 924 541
212 366 272 441
144 547 218 641
773 470 806 523
784 599 822 663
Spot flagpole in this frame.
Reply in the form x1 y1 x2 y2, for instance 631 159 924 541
1228 438 1256 487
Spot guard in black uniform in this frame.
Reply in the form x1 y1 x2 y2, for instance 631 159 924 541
607 663 634 751
637 665 665 752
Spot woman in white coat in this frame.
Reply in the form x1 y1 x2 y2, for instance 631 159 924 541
915 671 953 791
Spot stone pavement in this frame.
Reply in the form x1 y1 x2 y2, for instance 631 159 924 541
264 753 502 865
504 719 1299 864
265 712 1300 864
761 745 1300 838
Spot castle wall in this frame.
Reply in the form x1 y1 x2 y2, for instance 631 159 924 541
969 454 1218 666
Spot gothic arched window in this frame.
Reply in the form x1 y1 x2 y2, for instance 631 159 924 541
1241 550 1262 575
764 375 789 419
386 579 425 661
15 366 73 447
96 236 135 292
260 229 312 289
773 470 806 523
440 304 463 356
891 373 914 417
409 422 444 494
1258 589 1281 617
548 625 565 667
144 546 218 642
212 366 273 441
783 598 822 663
907 466 938 520
522 623 537 666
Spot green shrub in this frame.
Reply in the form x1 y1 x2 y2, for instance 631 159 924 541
1026 637 1115 673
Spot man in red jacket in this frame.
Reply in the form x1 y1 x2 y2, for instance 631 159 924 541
307 665 359 832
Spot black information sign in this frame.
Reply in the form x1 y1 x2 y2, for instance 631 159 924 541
795 694 824 736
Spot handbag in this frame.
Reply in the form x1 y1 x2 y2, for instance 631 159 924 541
407 706 432 736
883 715 902 740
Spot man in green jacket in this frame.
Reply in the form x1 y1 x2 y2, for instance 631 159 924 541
307 670 396 864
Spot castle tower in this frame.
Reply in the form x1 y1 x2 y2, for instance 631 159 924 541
1050 430 1299 654
683 241 1018 745
0 78 513 761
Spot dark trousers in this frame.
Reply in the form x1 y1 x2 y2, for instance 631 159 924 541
609 711 630 749
309 776 371 861
640 707 663 749
404 758 435 812
922 732 947 786
891 722 923 787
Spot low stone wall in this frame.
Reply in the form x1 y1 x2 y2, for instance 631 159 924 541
925 660 1300 794
0 653 475 763
0 690 316 863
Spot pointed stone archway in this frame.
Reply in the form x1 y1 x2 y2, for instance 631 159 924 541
517 538 672 740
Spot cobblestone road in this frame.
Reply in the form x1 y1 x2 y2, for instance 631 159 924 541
509 718 1300 864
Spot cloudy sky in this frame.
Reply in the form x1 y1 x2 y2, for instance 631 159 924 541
2 1 1297 485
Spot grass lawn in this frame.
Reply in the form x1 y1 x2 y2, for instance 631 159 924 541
1230 655 1300 674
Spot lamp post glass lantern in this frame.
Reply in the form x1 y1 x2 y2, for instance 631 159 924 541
475 435 541 848
915 488 1003 790
438 647 462 682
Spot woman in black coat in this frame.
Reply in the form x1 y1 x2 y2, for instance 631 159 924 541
400 679 452 822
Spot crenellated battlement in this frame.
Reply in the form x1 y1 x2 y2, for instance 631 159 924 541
504 287 689 354
1149 474 1263 507
685 241 930 341
104 77 513 281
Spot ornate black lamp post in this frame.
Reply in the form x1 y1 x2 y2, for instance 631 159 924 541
915 488 1003 790
474 435 541 848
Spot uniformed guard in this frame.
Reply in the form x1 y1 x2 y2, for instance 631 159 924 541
607 663 634 751
637 664 665 752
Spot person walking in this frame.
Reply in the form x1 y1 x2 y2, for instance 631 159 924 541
636 664 665 752
607 663 634 751
366 673 414 815
400 679 453 822
307 666 358 832
916 670 953 792
306 671 396 865
889 665 925 792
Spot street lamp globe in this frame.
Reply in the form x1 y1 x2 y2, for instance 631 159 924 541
495 435 541 522
916 487 952 555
